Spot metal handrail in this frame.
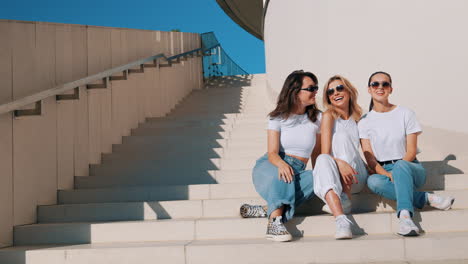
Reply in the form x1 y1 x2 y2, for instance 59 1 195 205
201 32 249 78
0 45 212 116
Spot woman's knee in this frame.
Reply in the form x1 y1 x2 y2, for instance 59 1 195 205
314 154 338 178
316 154 334 164
367 174 388 192
393 160 412 172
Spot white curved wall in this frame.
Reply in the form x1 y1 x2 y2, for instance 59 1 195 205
264 0 468 134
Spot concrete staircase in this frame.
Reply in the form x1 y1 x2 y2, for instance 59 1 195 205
1 74 468 264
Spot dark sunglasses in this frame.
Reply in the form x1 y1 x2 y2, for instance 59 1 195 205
300 85 319 92
326 84 345 96
370 81 391 88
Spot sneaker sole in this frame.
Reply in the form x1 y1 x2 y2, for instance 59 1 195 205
239 207 249 218
265 234 293 242
442 197 456 211
398 230 419 237
322 205 352 215
335 234 353 240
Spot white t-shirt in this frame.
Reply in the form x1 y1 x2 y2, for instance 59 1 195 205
268 112 322 158
358 106 422 162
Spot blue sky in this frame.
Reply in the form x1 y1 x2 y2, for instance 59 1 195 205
0 0 265 74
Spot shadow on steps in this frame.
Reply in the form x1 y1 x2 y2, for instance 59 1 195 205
78 76 253 190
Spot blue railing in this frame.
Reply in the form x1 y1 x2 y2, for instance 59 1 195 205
201 32 249 78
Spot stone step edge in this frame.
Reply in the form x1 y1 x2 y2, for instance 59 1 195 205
14 209 468 241
3 231 468 264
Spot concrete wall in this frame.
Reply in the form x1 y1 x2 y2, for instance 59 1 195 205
264 0 468 134
0 20 202 248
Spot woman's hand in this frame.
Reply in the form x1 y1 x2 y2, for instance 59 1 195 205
385 171 393 181
278 161 294 183
335 158 358 186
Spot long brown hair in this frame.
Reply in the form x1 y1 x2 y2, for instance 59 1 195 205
323 75 362 121
269 70 321 122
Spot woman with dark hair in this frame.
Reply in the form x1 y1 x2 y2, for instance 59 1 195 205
312 75 369 239
240 70 322 242
359 71 455 236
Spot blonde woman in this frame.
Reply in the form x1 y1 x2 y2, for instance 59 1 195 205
313 75 368 239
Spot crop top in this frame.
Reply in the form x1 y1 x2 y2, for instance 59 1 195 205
267 112 322 158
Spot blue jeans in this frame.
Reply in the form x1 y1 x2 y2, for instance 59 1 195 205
367 160 427 216
252 153 314 222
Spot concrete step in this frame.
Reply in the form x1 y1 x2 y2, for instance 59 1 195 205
130 128 232 138
146 113 240 122
99 147 260 168
129 124 233 136
77 167 222 188
13 209 468 246
59 183 258 204
112 138 228 153
229 123 268 131
3 231 468 264
75 168 251 189
90 154 464 180
221 140 265 150
221 146 264 158
93 157 256 172
89 159 222 178
100 147 224 164
210 169 253 184
139 118 235 128
167 109 244 116
60 180 468 213
38 198 265 223
76 164 468 191
39 184 468 223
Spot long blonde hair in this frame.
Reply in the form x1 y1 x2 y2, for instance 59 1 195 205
322 75 362 121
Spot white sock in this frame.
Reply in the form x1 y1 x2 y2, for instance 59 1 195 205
335 214 347 221
399 209 411 219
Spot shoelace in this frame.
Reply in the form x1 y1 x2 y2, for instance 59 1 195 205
272 216 288 233
246 205 266 217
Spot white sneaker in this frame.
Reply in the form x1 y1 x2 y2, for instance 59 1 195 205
398 217 420 236
335 215 353 239
427 193 455 210
322 193 352 215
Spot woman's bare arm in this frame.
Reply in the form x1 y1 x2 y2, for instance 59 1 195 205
402 133 418 162
361 138 391 179
320 111 334 155
311 133 321 168
267 130 294 183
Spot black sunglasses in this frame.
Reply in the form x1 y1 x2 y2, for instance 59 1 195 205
326 84 345 96
300 85 319 92
370 81 391 88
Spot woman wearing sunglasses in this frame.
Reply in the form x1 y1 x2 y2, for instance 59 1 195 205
359 71 455 236
241 70 321 242
312 75 368 239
